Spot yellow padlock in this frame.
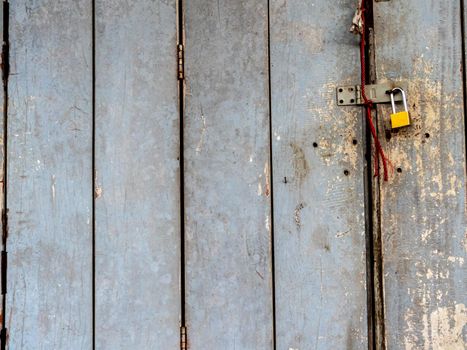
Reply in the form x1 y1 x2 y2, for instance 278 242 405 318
390 87 410 129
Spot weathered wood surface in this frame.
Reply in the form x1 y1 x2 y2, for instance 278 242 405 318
270 1 369 349
94 1 181 349
374 1 467 348
7 1 93 348
183 1 274 348
0 2 5 334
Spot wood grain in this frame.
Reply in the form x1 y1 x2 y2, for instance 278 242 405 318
270 1 370 348
183 1 274 348
94 1 181 348
374 1 467 348
7 1 93 348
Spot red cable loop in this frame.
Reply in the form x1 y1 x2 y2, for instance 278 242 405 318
359 2 389 181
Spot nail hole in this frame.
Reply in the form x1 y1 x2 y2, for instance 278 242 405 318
350 99 355 103
313 142 318 148
425 133 430 138
352 139 358 145
349 88 354 92
397 167 402 173
385 129 392 141
338 88 343 93
339 100 344 104
344 170 350 176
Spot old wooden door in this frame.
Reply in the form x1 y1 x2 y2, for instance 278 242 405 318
1 0 466 349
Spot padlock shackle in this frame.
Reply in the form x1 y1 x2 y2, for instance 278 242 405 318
390 87 408 113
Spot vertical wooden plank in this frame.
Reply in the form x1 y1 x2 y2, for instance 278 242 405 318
0 2 5 334
184 1 273 348
7 1 92 348
94 1 180 348
374 1 467 348
270 1 369 348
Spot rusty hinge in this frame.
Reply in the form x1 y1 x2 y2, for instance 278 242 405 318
180 326 187 350
178 44 184 80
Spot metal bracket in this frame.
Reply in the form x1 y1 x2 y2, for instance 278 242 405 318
337 82 408 106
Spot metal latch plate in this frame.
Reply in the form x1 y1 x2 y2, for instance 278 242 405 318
337 82 408 106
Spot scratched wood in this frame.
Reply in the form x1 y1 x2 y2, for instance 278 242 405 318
270 1 369 348
6 1 93 348
373 1 467 348
94 1 180 349
183 1 274 348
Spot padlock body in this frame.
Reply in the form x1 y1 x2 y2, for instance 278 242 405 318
390 111 410 129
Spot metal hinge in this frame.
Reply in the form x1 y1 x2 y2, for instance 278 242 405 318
1 209 7 246
1 250 5 295
180 326 187 350
178 44 184 80
0 327 6 350
336 82 408 106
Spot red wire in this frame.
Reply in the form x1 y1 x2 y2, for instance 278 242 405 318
359 1 389 181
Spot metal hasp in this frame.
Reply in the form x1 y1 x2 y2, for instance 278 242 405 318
336 81 408 106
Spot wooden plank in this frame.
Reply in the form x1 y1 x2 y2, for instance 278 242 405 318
374 1 467 348
0 1 5 334
183 1 273 348
94 1 180 349
270 1 369 349
6 1 93 348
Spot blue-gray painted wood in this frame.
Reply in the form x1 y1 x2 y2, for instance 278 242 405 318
183 1 274 348
270 1 369 348
0 1 4 334
6 1 93 348
94 1 181 349
374 1 467 348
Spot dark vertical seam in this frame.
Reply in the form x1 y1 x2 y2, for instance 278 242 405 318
1 2 9 349
460 0 467 168
366 2 385 349
266 1 276 349
364 2 382 349
363 27 376 350
363 110 376 350
91 0 96 348
178 0 186 332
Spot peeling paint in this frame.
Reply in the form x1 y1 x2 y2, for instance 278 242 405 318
257 182 262 196
51 175 56 201
430 304 467 350
294 202 305 230
95 186 103 199
447 256 464 266
263 162 270 197
195 113 207 153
